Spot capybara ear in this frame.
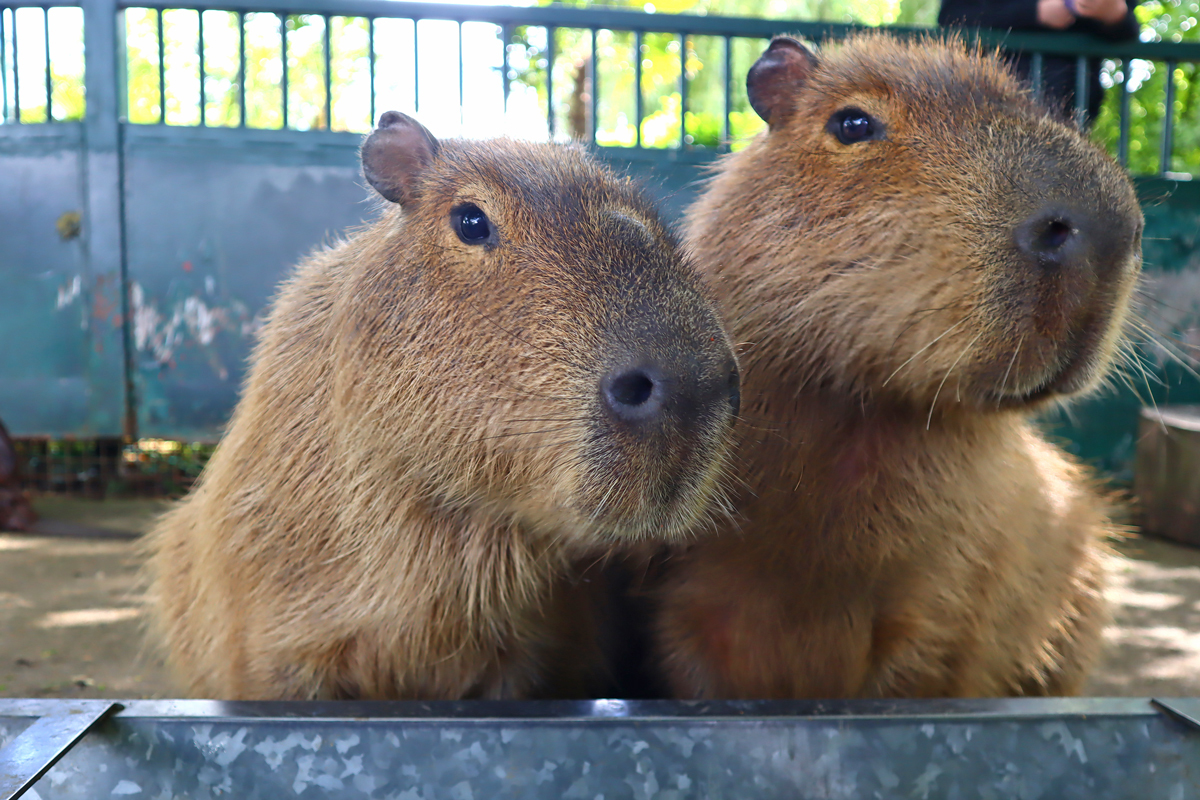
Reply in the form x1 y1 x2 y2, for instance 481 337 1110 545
361 111 440 206
747 37 818 127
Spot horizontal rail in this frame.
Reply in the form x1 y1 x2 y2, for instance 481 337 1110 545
0 1 81 8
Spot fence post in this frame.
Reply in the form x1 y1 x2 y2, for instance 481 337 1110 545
82 0 137 441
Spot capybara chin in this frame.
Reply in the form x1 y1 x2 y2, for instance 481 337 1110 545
651 34 1142 699
146 111 740 701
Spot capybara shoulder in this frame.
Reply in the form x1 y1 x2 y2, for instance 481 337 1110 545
652 33 1141 699
147 112 739 700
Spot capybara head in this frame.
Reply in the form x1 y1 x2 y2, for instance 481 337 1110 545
338 112 739 542
704 33 1142 413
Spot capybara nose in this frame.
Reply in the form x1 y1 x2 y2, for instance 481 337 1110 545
602 360 740 427
1015 208 1084 270
603 367 662 422
1015 204 1136 280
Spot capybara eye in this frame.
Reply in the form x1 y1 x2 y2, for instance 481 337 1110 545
829 108 879 145
452 203 491 244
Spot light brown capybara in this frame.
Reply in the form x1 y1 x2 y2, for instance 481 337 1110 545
146 112 740 700
649 34 1143 698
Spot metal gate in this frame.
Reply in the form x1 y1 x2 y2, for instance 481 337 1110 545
3 0 1200 477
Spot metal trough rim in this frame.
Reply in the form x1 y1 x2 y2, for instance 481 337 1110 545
2 696 1198 800
1 695 1195 723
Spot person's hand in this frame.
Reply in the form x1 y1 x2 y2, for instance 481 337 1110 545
1072 0 1130 25
1038 0 1077 29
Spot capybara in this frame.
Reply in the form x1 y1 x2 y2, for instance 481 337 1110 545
146 112 740 700
650 34 1142 698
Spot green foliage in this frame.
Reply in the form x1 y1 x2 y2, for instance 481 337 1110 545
122 9 371 130
1092 1 1200 175
523 0 937 149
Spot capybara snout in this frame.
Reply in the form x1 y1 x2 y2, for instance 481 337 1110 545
970 121 1144 403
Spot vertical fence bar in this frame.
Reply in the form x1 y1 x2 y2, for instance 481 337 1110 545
501 24 509 115
546 26 555 139
1162 59 1177 176
197 10 206 126
1030 52 1043 104
634 29 642 147
1 9 7 122
679 32 687 148
368 17 375 126
1074 54 1088 129
590 27 598 144
458 20 464 128
323 15 331 129
12 7 21 122
413 18 419 114
1118 60 1131 167
723 35 731 148
83 0 136 439
157 8 164 124
237 10 245 126
280 13 288 128
42 7 50 121
10 6 18 123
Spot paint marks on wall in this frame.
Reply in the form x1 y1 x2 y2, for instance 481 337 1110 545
55 271 263 382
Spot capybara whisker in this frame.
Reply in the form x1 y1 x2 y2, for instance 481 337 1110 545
995 335 1024 409
927 329 985 429
882 317 969 387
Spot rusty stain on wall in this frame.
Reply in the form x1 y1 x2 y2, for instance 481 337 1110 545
56 272 262 383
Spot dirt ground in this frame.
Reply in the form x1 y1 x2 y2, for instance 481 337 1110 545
2 497 1200 699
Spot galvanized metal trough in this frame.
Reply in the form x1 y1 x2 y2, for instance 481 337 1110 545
1 697 1199 799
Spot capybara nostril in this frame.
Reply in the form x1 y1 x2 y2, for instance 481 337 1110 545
604 368 661 421
1015 209 1082 267
1039 220 1073 251
727 364 741 419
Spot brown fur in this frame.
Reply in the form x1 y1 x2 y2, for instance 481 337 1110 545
652 34 1143 698
145 123 738 700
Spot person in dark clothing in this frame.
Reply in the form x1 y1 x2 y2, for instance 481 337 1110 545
939 0 1141 126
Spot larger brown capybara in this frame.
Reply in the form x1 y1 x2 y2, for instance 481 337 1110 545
650 34 1143 698
146 112 740 700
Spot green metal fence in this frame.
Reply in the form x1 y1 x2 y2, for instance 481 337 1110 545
7 2 1200 172
3 1 1200 482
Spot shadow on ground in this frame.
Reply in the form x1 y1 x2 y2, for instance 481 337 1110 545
2 497 1199 699
1085 536 1200 696
0 497 172 699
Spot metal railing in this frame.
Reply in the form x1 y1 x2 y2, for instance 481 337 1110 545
4 1 1200 173
0 1 84 123
112 1 803 150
